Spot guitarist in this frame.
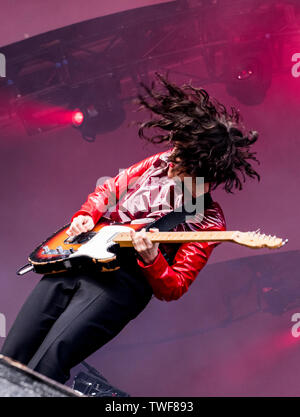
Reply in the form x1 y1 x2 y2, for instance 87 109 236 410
1 73 260 385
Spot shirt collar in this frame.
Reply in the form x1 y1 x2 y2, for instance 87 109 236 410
153 149 173 168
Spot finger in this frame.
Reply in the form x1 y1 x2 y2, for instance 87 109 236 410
135 242 148 252
67 228 75 237
74 215 84 223
84 219 94 232
144 229 155 248
74 219 87 234
132 231 147 250
139 228 149 239
129 229 136 239
137 233 153 250
66 227 75 236
130 230 138 249
66 217 79 235
148 229 159 245
72 218 86 234
70 224 82 235
81 220 94 232
148 229 159 249
144 239 153 250
82 216 92 226
87 218 95 228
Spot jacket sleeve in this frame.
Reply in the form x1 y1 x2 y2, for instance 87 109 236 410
71 152 165 225
136 208 226 302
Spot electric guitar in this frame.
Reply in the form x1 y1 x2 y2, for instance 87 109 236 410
17 219 287 276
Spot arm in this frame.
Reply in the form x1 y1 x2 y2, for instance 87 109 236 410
71 152 165 225
136 241 217 301
135 203 226 302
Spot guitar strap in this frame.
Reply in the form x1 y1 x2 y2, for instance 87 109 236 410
145 191 213 232
116 189 213 268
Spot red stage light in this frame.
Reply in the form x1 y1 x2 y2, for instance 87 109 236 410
72 110 84 126
237 69 253 80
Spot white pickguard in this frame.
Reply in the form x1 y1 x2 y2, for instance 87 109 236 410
69 225 133 261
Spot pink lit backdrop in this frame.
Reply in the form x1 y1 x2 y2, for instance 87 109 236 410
0 1 299 396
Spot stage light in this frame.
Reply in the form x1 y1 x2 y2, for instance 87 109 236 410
70 104 101 142
67 77 126 141
70 98 125 142
225 48 272 106
71 109 84 127
236 68 253 80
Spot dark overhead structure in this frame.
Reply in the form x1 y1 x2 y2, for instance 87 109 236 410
0 0 299 139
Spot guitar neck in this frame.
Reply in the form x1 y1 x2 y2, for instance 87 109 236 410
114 231 235 247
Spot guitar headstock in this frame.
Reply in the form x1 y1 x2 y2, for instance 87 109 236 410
232 230 288 249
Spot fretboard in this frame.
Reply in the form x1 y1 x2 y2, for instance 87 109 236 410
114 231 234 247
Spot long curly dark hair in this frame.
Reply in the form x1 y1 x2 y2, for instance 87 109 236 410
137 72 260 193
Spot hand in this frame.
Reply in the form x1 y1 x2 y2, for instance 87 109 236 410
66 215 95 237
130 228 160 265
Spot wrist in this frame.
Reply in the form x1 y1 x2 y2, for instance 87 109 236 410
141 251 160 266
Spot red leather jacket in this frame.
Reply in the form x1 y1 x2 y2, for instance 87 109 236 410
71 151 226 302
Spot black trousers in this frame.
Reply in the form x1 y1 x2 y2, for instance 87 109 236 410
1 255 153 384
